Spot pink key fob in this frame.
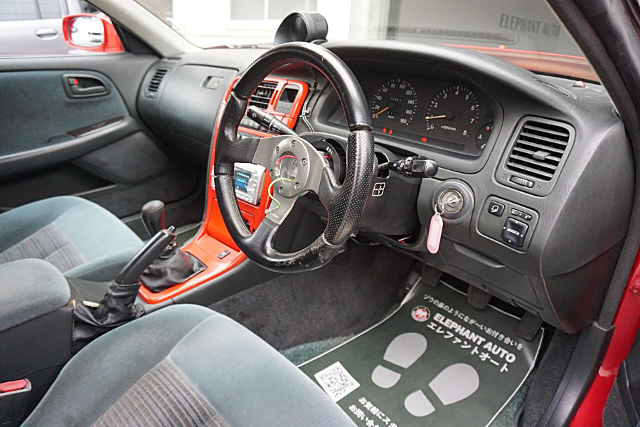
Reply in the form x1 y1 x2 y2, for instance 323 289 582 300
427 213 443 254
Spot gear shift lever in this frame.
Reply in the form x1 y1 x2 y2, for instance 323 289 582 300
141 200 165 237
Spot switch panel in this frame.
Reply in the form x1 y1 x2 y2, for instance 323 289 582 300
477 196 539 251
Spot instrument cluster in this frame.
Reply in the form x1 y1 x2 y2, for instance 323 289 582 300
367 76 496 157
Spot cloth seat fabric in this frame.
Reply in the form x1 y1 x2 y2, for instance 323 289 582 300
23 304 357 427
0 259 70 333
0 196 143 281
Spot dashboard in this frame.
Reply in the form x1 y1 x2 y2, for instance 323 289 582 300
137 40 633 335
328 75 495 158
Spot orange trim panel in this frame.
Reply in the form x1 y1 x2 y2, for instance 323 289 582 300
139 75 308 304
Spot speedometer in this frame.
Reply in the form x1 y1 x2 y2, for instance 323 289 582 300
425 85 480 141
371 79 418 126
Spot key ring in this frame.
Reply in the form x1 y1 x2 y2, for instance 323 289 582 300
434 202 445 215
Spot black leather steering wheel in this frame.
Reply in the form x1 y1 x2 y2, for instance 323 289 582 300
214 43 374 272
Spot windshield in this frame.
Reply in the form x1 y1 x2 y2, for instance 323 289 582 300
135 0 594 80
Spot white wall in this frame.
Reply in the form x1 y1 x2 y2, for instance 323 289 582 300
171 0 354 47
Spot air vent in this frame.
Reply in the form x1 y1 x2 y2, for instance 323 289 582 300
147 68 168 93
248 81 277 109
505 119 573 183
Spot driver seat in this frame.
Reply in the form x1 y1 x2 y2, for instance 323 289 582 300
23 304 356 427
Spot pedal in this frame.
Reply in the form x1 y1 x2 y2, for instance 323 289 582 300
514 312 543 341
420 264 442 288
467 285 492 309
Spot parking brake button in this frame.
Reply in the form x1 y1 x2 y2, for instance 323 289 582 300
501 217 528 248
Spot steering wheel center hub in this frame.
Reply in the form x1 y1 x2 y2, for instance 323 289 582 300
270 137 312 198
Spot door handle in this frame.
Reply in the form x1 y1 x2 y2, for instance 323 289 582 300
35 28 58 38
62 74 110 98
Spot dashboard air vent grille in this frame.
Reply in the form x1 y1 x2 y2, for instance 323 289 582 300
147 68 168 93
248 81 277 109
506 120 572 181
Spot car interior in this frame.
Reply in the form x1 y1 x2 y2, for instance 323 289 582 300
2 0 640 426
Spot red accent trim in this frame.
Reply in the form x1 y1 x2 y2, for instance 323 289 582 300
0 379 28 393
139 75 308 304
138 233 245 304
225 76 309 130
62 14 123 53
571 250 640 426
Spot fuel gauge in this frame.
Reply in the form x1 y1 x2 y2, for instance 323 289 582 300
476 124 493 150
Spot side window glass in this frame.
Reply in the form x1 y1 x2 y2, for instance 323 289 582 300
0 0 123 56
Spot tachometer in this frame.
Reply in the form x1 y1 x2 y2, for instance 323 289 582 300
371 79 418 126
425 85 480 141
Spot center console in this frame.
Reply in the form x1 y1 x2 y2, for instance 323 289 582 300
0 260 72 424
136 74 309 306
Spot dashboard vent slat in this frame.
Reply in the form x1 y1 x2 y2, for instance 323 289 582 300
514 140 565 154
248 81 277 109
147 68 168 93
505 119 573 182
522 124 569 138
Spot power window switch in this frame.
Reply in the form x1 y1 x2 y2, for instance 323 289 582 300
501 217 528 248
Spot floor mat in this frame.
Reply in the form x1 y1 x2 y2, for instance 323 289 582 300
299 281 543 427
211 241 414 350
281 336 353 366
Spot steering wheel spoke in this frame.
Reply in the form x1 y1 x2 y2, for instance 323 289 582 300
316 167 340 208
264 187 299 225
250 135 291 169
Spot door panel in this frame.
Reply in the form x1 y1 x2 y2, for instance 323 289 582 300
0 53 159 122
0 70 127 156
0 54 204 236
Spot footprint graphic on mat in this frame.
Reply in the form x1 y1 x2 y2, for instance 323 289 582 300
404 363 479 417
372 332 427 388
371 333 480 417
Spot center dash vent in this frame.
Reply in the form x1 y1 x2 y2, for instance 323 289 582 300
497 117 575 196
248 81 277 109
147 68 168 93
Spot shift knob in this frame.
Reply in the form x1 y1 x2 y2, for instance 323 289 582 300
141 200 165 237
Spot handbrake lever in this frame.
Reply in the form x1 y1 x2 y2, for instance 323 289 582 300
115 227 176 285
